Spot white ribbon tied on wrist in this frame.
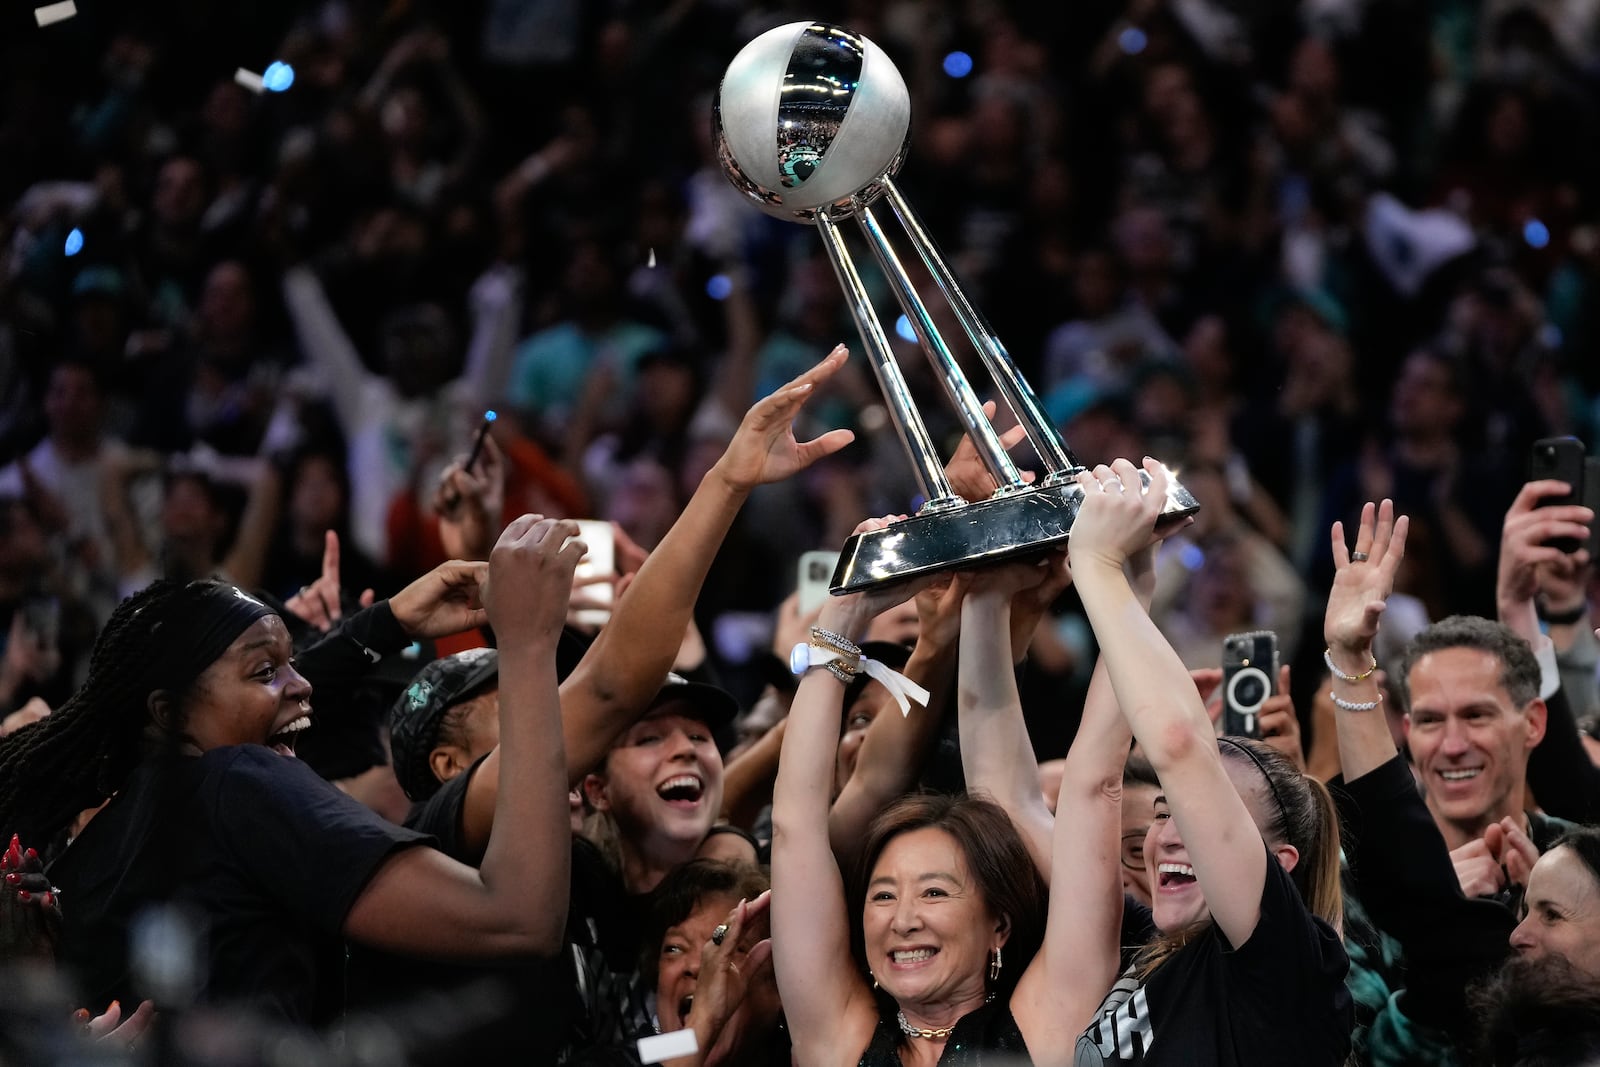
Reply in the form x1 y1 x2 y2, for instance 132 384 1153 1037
790 642 931 716
863 656 930 716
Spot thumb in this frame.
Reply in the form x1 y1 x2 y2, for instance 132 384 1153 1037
1277 663 1291 694
1483 822 1505 863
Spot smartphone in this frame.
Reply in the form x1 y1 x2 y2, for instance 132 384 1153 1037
571 520 615 629
1530 437 1587 553
797 550 840 614
1221 631 1277 740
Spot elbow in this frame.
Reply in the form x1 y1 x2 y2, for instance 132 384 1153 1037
1136 714 1206 771
495 903 569 958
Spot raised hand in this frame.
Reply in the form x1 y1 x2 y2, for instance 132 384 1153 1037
435 432 507 563
485 516 585 647
284 531 376 633
943 399 1035 502
710 346 856 494
1496 479 1592 625
814 516 931 639
389 559 491 639
1325 499 1410 664
1068 458 1170 571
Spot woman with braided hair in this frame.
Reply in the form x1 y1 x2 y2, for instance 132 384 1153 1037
0 515 583 1027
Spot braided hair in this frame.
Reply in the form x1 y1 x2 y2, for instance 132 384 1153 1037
0 581 186 845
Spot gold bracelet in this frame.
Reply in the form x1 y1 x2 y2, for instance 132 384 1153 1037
1324 647 1377 683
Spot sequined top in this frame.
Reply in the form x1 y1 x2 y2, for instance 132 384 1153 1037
857 1001 1031 1065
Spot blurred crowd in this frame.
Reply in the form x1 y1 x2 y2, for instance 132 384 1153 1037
4 0 1600 1064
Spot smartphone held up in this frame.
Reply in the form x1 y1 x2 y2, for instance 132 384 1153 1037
1528 436 1600 557
1221 630 1278 740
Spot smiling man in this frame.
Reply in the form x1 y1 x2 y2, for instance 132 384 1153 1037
1397 616 1563 864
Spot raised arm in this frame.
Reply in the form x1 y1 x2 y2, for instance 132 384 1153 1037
343 516 579 958
771 538 913 1067
1011 550 1135 1061
828 574 962 859
556 346 854 786
1071 458 1269 948
281 266 374 438
957 560 1059 877
1324 499 1411 782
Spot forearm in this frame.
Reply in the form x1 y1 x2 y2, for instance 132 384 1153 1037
770 649 869 1046
721 719 785 831
1073 561 1210 766
282 267 369 429
1326 648 1394 782
477 639 570 951
957 593 1053 873
561 470 749 785
828 631 955 855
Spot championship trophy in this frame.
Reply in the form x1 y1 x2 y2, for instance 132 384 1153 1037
714 22 1198 592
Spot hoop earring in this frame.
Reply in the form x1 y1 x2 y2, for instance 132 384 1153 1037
871 972 879 990
988 946 1002 983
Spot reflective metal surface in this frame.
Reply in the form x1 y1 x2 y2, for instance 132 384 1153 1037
776 24 863 189
881 178 1081 483
715 22 1200 592
712 21 910 221
816 210 961 510
831 474 1201 593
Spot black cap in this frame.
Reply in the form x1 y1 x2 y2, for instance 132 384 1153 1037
390 648 500 801
643 672 740 732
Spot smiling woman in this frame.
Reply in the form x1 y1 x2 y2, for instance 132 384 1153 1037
0 515 586 1027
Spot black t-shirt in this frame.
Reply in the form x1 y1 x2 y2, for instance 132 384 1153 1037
1074 848 1352 1066
50 746 428 1024
346 756 652 1064
858 1001 1028 1066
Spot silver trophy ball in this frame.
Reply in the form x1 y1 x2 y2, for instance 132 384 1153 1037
713 22 911 221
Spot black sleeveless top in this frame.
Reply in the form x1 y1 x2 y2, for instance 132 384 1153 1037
858 1001 1030 1065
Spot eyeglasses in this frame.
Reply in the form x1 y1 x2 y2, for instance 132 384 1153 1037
1120 830 1147 872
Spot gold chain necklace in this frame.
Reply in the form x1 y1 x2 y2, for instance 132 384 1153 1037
896 1010 955 1040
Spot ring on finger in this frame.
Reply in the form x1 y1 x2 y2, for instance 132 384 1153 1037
1351 551 1370 562
711 923 729 946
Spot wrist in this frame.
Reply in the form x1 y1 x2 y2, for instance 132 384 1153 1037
705 460 756 501
1537 597 1589 626
1324 644 1375 677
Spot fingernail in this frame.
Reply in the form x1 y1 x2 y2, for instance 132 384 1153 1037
4 873 18 885
73 1009 90 1023
17 890 30 902
23 847 37 862
41 891 52 907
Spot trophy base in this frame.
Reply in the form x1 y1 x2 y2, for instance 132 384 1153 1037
829 477 1200 594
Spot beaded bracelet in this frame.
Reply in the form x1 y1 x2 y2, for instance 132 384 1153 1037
1324 647 1378 684
1330 691 1382 712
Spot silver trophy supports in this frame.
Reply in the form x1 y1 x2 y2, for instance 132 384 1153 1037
714 22 1198 592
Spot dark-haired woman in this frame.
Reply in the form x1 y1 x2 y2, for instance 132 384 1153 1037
0 515 581 1025
770 517 1126 1066
1069 459 1352 1066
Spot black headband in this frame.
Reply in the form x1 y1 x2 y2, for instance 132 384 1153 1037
146 582 276 695
1217 736 1291 833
